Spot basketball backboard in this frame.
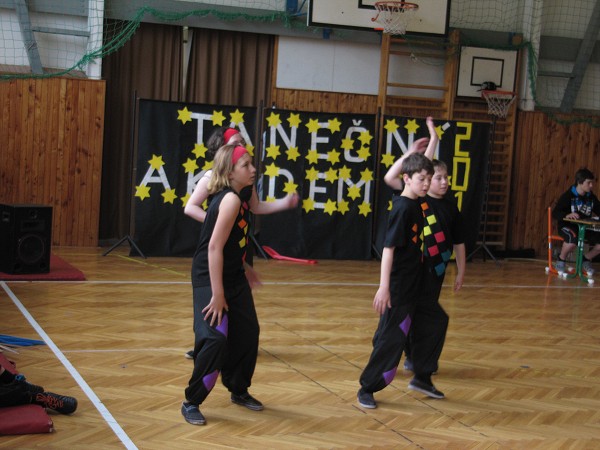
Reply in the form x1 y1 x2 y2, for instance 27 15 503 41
308 0 450 37
457 46 518 98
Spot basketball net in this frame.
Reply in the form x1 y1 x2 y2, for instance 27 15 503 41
481 90 516 118
372 2 419 35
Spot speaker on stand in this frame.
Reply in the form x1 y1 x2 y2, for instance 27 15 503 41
0 204 52 274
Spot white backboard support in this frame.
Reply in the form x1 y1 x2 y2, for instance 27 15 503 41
457 46 518 98
308 0 450 37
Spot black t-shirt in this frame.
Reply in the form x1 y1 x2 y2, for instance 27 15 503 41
384 195 424 301
191 188 250 288
421 195 466 277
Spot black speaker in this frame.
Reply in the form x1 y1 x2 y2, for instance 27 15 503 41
0 204 52 274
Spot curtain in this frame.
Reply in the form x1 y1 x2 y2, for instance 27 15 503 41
185 27 274 107
100 21 183 242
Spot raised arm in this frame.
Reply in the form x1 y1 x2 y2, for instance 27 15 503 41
384 137 429 190
184 172 211 223
249 189 299 215
424 116 438 161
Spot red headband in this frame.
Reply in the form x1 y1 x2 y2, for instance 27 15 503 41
223 128 240 144
231 145 248 165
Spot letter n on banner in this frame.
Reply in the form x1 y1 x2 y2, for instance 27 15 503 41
257 110 377 260
374 117 490 257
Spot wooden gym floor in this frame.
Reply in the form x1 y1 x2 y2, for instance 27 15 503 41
1 247 599 449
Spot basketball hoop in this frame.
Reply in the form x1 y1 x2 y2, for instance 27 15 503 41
372 1 419 35
481 90 516 118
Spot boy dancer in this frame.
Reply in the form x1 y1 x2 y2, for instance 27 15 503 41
357 153 434 409
552 168 600 275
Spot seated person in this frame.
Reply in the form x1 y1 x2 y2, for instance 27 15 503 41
0 361 77 414
552 167 600 275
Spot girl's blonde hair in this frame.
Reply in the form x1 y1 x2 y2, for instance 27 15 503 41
207 144 235 194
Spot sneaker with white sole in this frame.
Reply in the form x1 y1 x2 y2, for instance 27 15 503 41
231 392 264 411
181 401 206 425
408 378 445 399
554 260 566 272
185 350 194 360
357 388 377 409
582 260 595 276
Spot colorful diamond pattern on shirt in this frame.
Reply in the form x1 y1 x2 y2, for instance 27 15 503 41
421 200 450 276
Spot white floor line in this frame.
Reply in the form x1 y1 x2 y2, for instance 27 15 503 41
1 281 138 450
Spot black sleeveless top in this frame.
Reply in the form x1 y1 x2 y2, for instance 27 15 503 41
191 187 250 288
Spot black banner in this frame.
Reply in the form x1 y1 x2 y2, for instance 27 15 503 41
257 109 376 260
374 117 490 256
133 99 258 256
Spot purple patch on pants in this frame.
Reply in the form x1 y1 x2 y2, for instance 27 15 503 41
383 367 397 385
216 314 229 336
400 314 412 336
203 370 219 392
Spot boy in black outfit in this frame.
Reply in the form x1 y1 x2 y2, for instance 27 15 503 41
552 168 600 275
357 153 434 409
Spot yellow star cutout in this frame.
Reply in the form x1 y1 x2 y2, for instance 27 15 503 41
148 154 165 170
357 146 371 161
358 130 373 146
266 144 281 159
211 110 226 126
358 202 372 217
177 107 192 124
327 149 341 164
405 119 419 134
338 166 352 180
287 113 302 128
267 112 282 128
286 147 300 161
328 118 342 133
381 152 396 168
283 181 298 194
305 167 319 182
202 160 213 171
384 119 399 133
323 199 337 215
360 168 374 182
338 200 349 215
182 158 199 174
230 109 244 125
341 138 354 151
347 185 362 200
388 200 393 211
135 185 151 200
246 144 255 156
306 118 321 134
266 196 276 203
302 198 315 213
306 149 319 165
193 143 207 159
162 189 178 204
181 192 191 207
264 163 279 177
435 125 443 140
324 167 338 183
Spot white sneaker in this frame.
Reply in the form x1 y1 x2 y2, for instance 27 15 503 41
582 261 594 276
555 260 566 272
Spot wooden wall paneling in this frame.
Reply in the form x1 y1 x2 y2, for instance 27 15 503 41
0 78 105 247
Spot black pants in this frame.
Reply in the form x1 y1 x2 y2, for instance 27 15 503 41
359 301 416 393
185 281 259 405
405 272 449 375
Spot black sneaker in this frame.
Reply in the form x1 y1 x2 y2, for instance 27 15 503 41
34 392 78 414
185 350 194 360
231 392 264 411
408 378 445 399
181 401 206 425
357 388 377 409
14 375 44 395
